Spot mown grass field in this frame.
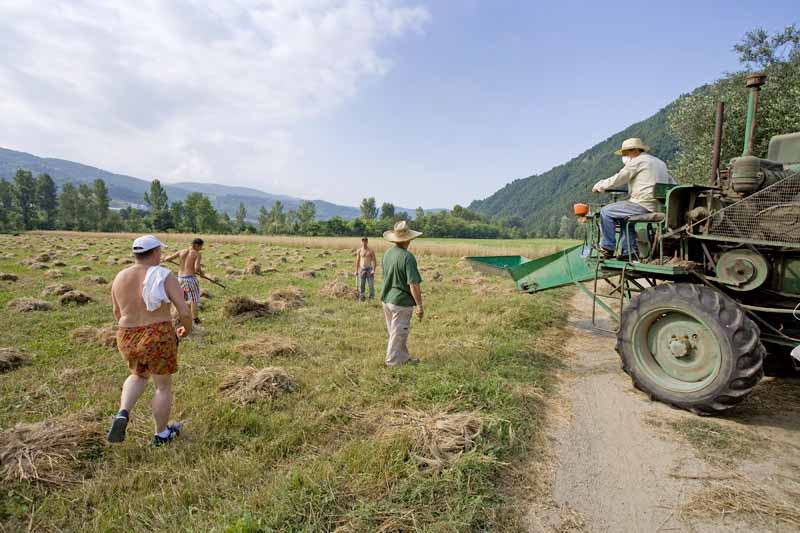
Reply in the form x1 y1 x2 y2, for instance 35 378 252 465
0 232 571 532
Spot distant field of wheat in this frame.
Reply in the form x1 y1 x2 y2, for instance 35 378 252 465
0 232 569 531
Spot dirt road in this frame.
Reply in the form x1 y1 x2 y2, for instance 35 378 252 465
526 289 800 532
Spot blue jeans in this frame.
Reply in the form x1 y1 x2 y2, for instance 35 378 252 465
600 201 651 255
359 267 375 300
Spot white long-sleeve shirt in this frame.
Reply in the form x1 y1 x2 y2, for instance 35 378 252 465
593 153 676 211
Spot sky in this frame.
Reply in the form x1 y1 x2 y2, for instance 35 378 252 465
0 1 797 209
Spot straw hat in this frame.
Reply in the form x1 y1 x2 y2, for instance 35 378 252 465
614 138 650 155
383 220 422 243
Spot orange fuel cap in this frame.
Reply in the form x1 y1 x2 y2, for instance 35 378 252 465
573 203 589 216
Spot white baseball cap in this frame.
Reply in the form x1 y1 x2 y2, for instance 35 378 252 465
132 235 165 253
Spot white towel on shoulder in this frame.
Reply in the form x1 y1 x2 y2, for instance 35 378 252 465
142 266 172 312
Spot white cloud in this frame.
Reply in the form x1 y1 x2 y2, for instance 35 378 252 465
0 0 430 195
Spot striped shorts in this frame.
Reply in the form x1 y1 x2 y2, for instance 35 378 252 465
178 275 201 303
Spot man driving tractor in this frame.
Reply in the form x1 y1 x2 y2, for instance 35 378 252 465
592 138 676 258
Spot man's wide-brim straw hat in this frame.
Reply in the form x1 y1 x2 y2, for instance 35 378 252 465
383 221 422 243
614 137 650 155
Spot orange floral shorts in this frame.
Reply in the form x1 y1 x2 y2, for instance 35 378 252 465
117 321 178 375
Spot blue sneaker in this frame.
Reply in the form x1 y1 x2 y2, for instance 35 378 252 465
106 413 129 443
152 422 183 447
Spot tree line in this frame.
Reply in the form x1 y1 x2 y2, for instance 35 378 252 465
0 173 522 238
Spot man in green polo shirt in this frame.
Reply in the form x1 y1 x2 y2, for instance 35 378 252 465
381 221 424 366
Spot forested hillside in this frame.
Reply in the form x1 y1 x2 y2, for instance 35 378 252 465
469 107 678 237
471 25 799 238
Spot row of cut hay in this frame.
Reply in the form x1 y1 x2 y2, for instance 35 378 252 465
31 231 571 258
222 287 305 320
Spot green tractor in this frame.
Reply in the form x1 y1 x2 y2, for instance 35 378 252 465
469 73 800 415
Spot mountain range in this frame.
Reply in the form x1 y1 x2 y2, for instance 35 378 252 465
0 147 426 221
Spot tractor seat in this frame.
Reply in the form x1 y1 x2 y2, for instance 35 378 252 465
627 212 665 223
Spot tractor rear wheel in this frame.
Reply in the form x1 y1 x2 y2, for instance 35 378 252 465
617 283 764 415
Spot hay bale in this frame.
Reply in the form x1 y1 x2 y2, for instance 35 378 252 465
44 270 63 279
267 287 304 309
218 366 296 404
244 262 262 275
53 261 66 267
0 348 29 372
432 271 443 282
74 265 91 272
265 267 278 273
0 415 104 486
0 273 18 282
42 283 74 297
105 257 118 265
59 291 93 306
83 276 108 285
8 298 53 312
34 253 51 262
234 335 299 358
70 326 116 348
320 281 359 300
222 296 273 320
86 255 99 262
296 270 316 280
382 409 483 470
31 262 49 270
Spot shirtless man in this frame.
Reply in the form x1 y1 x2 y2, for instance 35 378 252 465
107 235 192 446
354 236 377 301
164 237 206 324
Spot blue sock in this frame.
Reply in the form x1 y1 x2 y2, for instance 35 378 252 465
117 409 129 419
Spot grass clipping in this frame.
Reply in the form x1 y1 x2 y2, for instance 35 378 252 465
0 415 104 486
682 479 800 528
219 367 297 404
0 348 29 372
382 409 484 470
223 287 304 320
235 335 299 358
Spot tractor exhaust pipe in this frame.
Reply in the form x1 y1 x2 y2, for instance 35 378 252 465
709 101 724 185
742 72 767 156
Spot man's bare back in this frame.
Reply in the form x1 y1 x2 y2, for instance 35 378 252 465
176 248 202 277
112 265 187 327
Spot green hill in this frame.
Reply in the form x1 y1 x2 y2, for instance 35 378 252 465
469 106 679 236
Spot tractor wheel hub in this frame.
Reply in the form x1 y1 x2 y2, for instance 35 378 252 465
669 338 691 358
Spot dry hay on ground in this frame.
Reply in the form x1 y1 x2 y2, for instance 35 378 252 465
200 288 213 299
380 409 484 470
70 326 117 348
431 271 443 282
59 291 93 306
219 367 297 404
74 265 91 272
86 255 99 262
44 270 64 279
83 276 108 285
681 479 800 528
0 272 18 282
42 283 75 297
34 253 51 262
119 258 133 265
53 261 66 267
8 298 53 312
296 270 315 279
0 348 29 372
222 297 274 320
0 414 104 486
244 262 262 275
264 266 278 273
234 335 299 358
30 262 49 270
105 257 118 265
267 286 304 309
320 280 359 300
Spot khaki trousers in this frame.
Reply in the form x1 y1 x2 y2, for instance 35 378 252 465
383 303 413 366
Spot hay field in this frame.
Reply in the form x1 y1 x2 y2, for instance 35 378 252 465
0 232 569 531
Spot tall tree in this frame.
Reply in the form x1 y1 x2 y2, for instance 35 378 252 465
268 200 286 233
360 197 378 220
35 173 58 229
143 179 171 231
235 202 247 233
380 202 396 220
734 24 799 68
415 207 425 222
77 183 95 231
257 206 270 234
0 179 18 231
58 183 81 230
297 200 316 230
170 201 186 232
13 169 36 230
183 192 204 232
92 179 110 231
